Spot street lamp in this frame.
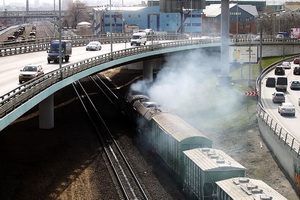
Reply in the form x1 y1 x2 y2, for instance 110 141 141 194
110 0 113 55
59 0 62 78
54 0 55 38
190 0 192 40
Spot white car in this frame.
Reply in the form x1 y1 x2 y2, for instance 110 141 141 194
282 61 291 69
86 41 102 51
278 102 295 116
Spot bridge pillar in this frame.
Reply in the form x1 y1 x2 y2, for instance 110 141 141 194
39 95 54 129
143 59 154 83
218 0 232 86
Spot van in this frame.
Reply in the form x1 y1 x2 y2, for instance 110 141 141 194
130 32 147 46
276 77 288 92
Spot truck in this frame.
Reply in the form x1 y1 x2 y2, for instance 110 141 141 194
47 40 72 63
290 28 300 39
130 32 147 46
276 32 289 39
276 77 288 92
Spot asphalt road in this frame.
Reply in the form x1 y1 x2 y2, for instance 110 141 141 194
261 60 300 142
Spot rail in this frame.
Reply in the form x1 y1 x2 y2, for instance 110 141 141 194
256 57 300 157
0 39 217 119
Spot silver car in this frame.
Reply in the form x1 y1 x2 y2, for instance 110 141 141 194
86 41 102 51
278 103 295 116
19 64 44 83
282 61 291 69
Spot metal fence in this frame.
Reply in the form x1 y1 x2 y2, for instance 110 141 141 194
0 34 188 56
0 38 218 119
256 103 300 156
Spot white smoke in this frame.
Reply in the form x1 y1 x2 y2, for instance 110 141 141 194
131 48 242 128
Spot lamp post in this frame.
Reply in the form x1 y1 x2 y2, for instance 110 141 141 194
151 0 153 50
110 0 113 55
190 0 192 40
59 0 62 78
54 0 56 38
236 0 238 38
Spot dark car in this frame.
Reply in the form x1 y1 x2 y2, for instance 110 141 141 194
290 80 300 90
266 77 276 87
274 66 285 75
294 58 300 64
294 66 300 75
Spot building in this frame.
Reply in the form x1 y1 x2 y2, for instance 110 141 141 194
92 4 204 34
203 3 258 35
206 0 266 11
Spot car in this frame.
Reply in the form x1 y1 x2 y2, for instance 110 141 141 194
282 61 291 69
294 66 300 75
272 92 285 103
278 103 295 116
294 57 300 64
19 64 44 83
274 66 285 75
86 41 102 51
266 77 276 87
290 80 300 90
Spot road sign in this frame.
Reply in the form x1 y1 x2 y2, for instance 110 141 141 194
245 91 259 96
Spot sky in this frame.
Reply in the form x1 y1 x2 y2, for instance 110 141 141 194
0 0 291 7
1 0 143 7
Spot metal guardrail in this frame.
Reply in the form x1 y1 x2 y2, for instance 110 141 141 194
3 35 300 57
0 34 187 56
257 103 300 156
256 57 300 157
0 39 217 119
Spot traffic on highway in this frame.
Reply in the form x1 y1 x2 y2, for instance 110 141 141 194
261 58 300 141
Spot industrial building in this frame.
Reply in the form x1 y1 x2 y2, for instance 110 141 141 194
92 0 258 35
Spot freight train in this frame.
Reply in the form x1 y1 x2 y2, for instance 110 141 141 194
124 89 287 200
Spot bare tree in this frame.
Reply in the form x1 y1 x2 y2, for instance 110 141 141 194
64 1 89 29
258 7 300 37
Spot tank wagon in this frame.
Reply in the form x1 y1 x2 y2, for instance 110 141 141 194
183 148 246 199
216 177 287 200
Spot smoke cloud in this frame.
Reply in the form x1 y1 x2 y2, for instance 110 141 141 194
130 48 243 130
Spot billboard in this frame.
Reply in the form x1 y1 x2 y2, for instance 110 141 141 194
290 28 300 39
229 46 258 64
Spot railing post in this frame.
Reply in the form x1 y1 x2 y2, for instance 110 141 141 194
291 138 294 150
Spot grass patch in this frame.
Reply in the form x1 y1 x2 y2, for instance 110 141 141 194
195 56 286 133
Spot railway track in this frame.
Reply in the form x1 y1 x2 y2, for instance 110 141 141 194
72 75 149 200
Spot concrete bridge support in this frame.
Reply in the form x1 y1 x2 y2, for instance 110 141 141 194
218 0 232 86
143 59 154 83
39 95 54 129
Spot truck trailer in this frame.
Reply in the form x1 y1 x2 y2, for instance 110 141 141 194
47 40 72 63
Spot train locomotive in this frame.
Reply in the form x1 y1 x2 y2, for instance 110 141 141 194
124 89 288 199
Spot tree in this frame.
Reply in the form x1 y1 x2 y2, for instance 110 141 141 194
64 1 89 29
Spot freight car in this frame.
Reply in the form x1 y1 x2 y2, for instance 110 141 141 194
124 89 288 200
216 177 287 200
183 148 246 199
126 90 213 177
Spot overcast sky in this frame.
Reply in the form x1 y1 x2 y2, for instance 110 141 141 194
0 0 290 6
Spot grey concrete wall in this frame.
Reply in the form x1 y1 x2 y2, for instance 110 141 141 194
259 43 300 58
258 118 296 180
